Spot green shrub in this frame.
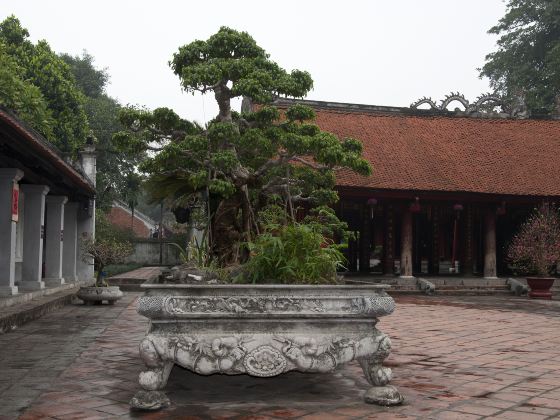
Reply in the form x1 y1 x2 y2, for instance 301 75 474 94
240 223 345 284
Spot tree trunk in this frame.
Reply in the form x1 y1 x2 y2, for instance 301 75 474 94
215 84 232 122
96 264 105 287
211 193 244 265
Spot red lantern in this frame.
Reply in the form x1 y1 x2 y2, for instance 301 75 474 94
453 203 464 212
496 201 506 216
410 197 421 213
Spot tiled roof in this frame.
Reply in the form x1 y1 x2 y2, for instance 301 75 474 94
305 103 560 197
0 106 95 196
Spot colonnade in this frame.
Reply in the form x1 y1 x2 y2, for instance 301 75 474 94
0 168 94 296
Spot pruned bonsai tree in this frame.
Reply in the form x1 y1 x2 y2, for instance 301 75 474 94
508 202 560 277
114 27 371 278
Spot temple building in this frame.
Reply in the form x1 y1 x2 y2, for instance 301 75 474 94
274 97 560 278
0 107 96 297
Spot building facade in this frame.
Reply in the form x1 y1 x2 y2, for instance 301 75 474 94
0 107 96 296
274 98 560 278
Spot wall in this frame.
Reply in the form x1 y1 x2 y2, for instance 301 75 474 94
125 239 182 266
108 206 152 238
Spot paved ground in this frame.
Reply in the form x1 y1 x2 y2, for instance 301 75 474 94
108 267 162 282
1 293 560 419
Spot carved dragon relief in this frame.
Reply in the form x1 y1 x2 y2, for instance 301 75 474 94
410 92 526 117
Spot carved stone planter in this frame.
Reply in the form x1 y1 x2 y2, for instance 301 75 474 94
131 283 403 409
77 286 124 305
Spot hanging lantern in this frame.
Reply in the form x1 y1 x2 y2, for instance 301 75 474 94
410 197 421 213
453 203 464 219
496 201 506 216
453 203 464 212
367 198 378 219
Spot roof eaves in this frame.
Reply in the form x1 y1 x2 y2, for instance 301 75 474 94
0 106 96 196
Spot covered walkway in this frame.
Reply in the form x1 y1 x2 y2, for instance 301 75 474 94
0 107 96 301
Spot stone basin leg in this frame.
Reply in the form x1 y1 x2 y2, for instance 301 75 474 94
359 334 404 406
130 336 172 410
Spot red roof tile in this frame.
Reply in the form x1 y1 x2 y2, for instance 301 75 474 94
308 107 560 197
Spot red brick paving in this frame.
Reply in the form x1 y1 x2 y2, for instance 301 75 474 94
1 294 559 419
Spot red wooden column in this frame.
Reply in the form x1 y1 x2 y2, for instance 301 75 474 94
431 206 440 275
359 203 371 272
400 209 414 278
463 204 474 275
483 207 497 278
383 205 395 275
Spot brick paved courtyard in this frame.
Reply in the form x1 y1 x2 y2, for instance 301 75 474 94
1 293 560 419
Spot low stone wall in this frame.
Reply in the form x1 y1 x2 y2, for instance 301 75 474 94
125 240 182 266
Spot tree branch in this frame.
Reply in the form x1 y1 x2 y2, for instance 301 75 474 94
289 156 330 171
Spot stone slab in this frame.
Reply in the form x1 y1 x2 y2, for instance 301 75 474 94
0 287 78 333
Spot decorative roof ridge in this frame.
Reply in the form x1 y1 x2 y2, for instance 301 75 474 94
270 97 560 121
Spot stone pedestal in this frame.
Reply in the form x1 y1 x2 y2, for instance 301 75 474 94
20 185 49 291
44 195 67 287
62 202 78 283
400 210 413 278
0 169 24 296
483 208 497 279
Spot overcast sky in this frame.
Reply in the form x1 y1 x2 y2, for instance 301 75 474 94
1 1 506 125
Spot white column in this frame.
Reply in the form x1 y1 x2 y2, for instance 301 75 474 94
0 169 24 296
76 200 95 283
19 185 49 291
44 195 67 287
62 202 78 283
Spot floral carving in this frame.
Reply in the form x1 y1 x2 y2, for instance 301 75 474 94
243 346 287 377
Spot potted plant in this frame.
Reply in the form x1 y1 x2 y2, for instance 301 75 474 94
77 211 134 304
507 203 560 299
118 28 402 410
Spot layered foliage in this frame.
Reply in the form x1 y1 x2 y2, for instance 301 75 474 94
507 203 560 277
480 0 560 114
0 16 88 154
0 42 54 139
61 52 143 209
114 27 371 267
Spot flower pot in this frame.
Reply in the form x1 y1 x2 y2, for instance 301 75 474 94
130 282 403 409
77 286 124 305
526 277 555 300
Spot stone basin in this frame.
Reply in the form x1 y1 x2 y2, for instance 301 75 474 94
131 283 403 409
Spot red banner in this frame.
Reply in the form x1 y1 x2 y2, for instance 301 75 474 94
11 183 19 222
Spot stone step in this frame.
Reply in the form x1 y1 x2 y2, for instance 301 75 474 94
107 278 145 291
0 287 78 334
433 289 513 296
436 285 510 291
